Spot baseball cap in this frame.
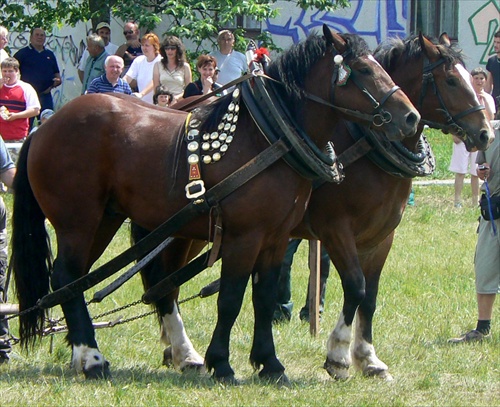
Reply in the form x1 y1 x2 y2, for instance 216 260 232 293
40 109 54 121
96 22 111 31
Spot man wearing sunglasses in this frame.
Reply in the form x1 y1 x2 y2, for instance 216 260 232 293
115 21 143 84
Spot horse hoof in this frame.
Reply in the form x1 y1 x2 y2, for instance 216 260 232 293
323 359 350 380
212 373 240 386
364 366 393 381
162 347 173 367
181 362 206 374
259 371 291 388
84 361 111 380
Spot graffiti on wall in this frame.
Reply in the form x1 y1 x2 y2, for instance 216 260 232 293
265 0 407 47
8 31 82 109
468 0 500 64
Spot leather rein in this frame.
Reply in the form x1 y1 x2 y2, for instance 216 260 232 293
418 56 485 136
303 50 402 127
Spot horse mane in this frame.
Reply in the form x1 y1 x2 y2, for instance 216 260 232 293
266 32 371 105
374 35 466 74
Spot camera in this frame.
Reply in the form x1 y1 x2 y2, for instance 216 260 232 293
478 165 487 171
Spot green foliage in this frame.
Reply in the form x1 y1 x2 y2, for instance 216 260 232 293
0 0 348 51
0 0 90 31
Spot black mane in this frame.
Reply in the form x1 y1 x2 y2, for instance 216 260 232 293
266 32 371 104
374 35 466 74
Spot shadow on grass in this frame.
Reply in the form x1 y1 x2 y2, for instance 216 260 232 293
0 361 351 389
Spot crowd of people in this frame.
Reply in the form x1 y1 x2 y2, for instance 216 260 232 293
0 22 498 363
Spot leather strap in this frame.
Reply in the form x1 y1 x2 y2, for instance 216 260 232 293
36 139 292 309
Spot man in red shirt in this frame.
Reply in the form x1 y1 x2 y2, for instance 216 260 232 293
0 57 40 141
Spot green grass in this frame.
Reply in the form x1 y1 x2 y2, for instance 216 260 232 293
1 132 498 406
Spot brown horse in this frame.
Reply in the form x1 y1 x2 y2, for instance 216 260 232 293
11 26 419 382
295 33 493 381
138 33 493 381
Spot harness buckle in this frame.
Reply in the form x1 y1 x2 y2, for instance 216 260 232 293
185 180 206 200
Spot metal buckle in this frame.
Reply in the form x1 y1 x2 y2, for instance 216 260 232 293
185 180 206 199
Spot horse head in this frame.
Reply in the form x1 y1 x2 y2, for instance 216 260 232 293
266 25 420 144
316 25 420 141
377 32 493 152
420 33 493 151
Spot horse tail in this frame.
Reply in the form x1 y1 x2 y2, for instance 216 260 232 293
11 136 53 348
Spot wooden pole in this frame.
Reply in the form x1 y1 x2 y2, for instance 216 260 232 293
308 240 321 336
0 303 19 315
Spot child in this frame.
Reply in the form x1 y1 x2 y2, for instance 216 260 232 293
153 85 174 107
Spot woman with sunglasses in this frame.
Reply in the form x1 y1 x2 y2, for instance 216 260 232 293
151 36 192 103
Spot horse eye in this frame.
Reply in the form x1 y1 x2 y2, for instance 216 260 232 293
358 67 371 75
446 77 457 86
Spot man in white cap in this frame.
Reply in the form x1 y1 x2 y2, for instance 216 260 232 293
78 22 118 82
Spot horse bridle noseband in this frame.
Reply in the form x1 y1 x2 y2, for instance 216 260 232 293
304 50 401 127
417 56 485 137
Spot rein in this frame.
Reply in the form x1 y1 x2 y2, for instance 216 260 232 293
304 85 400 127
303 51 401 127
418 56 485 136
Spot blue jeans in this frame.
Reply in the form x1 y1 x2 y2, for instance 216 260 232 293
274 239 330 321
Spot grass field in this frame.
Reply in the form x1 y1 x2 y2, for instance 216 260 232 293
0 129 498 406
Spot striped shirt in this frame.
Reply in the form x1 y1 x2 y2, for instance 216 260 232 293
0 80 41 140
86 74 132 95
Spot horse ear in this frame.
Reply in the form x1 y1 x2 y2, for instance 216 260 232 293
323 24 334 45
419 31 440 61
438 32 451 46
323 24 346 54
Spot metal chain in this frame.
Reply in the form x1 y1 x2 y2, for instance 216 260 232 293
5 281 212 344
4 303 40 322
89 299 144 321
110 308 157 326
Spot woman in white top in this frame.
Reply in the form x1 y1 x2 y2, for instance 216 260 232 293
153 36 191 102
125 33 162 104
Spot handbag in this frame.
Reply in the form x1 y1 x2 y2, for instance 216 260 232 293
479 194 500 221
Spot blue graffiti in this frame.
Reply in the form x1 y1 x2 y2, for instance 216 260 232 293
266 0 407 45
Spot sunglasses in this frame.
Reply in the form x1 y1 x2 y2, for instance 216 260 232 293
164 46 177 50
123 30 134 35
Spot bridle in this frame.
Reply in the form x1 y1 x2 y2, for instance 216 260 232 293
417 56 485 137
304 49 401 127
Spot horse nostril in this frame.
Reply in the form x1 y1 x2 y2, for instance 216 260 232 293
405 111 420 130
479 130 492 147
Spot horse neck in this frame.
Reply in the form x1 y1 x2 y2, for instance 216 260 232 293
301 103 342 149
388 60 426 152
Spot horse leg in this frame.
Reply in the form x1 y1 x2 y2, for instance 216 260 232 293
205 238 257 383
52 215 125 379
131 226 204 371
51 238 109 379
249 245 288 386
156 239 205 371
352 235 394 381
322 235 366 380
